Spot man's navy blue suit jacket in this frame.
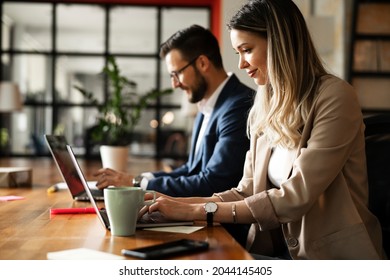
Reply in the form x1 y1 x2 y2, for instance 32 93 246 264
148 74 254 197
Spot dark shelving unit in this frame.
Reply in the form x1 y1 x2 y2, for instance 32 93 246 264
348 0 390 114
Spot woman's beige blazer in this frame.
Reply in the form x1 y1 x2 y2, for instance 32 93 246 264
216 75 384 259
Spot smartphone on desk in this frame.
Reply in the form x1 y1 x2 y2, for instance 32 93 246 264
121 239 209 259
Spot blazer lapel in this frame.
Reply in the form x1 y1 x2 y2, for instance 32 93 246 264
189 113 204 166
188 75 240 170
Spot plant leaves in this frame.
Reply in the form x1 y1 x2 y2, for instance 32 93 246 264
73 56 173 146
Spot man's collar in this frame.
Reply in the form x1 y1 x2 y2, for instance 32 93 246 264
197 73 232 115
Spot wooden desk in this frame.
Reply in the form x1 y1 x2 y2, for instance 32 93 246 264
0 157 253 260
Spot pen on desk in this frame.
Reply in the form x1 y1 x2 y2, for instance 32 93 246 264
50 207 97 215
47 185 59 193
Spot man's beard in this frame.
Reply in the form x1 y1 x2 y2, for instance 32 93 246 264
188 68 208 104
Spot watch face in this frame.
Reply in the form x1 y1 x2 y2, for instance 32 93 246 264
205 202 218 213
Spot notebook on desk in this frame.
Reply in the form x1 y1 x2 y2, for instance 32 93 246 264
66 144 194 229
44 134 104 201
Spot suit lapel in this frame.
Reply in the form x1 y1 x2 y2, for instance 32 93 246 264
188 75 239 171
189 113 204 166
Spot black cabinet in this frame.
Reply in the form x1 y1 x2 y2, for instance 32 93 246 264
348 0 390 114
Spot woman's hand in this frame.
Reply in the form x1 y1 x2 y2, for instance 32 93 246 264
147 196 201 221
144 191 165 201
94 168 133 189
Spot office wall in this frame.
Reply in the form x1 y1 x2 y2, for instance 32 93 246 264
219 0 351 91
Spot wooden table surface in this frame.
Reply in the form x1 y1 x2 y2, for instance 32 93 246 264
0 157 253 260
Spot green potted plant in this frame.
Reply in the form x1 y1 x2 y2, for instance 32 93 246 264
74 56 172 170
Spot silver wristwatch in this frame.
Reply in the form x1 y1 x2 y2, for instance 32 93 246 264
204 202 218 227
132 175 143 187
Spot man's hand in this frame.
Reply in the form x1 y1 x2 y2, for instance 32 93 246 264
94 168 133 189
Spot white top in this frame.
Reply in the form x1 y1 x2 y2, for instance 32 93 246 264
268 146 291 187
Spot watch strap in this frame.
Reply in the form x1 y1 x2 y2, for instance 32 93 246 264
204 202 217 227
207 212 213 227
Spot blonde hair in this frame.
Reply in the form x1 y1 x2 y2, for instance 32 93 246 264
228 0 328 148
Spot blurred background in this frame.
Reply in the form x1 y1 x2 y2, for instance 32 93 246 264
1 0 389 160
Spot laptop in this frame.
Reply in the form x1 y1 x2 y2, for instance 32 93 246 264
44 134 104 201
66 144 194 229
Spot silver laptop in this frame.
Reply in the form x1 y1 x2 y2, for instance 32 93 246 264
44 134 104 201
66 144 194 229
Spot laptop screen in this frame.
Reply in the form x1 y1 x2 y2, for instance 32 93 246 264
44 135 85 197
66 144 110 229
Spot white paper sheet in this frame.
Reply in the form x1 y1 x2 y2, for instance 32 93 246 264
143 226 204 234
47 248 125 260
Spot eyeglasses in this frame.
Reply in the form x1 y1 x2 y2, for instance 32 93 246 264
170 56 199 83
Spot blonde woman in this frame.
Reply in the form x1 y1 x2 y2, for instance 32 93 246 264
145 0 384 259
